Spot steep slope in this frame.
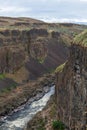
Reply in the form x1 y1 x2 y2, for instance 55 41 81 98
0 16 86 82
0 28 69 81
56 30 87 130
0 17 87 118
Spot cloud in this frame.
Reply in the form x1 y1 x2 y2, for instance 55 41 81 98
0 7 31 13
63 0 87 1
0 5 32 13
80 0 87 2
40 17 87 23
0 0 86 24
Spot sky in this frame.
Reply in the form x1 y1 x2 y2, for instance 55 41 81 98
0 0 87 23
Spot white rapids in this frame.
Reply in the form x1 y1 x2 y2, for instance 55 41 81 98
0 86 55 130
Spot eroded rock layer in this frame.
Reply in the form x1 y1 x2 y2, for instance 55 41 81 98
0 28 69 79
56 31 87 130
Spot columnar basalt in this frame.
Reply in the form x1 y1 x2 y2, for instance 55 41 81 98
56 31 87 130
0 29 49 73
0 28 69 76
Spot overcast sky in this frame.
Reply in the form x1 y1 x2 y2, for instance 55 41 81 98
0 0 87 23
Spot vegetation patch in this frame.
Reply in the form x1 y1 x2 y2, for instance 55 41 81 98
0 83 17 93
47 68 55 74
52 120 65 130
74 30 87 46
0 73 5 80
38 57 45 64
55 63 66 73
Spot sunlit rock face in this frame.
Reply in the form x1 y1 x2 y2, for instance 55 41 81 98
56 31 87 130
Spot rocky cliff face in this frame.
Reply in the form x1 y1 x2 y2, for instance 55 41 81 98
56 31 87 130
0 29 28 73
0 29 48 72
0 17 86 80
0 46 25 73
0 28 69 80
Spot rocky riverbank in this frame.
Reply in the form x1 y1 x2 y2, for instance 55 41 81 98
25 95 57 130
0 73 55 119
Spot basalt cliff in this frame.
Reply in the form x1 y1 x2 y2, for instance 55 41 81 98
0 17 86 83
56 30 87 130
0 17 71 116
0 17 87 121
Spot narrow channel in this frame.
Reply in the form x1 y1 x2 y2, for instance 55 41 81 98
0 86 55 130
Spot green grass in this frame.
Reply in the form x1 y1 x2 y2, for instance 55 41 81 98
38 57 45 64
55 63 66 73
52 120 65 130
38 59 44 64
74 30 87 46
0 83 17 93
46 63 66 74
0 73 5 80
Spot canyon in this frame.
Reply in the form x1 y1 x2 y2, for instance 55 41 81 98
0 17 87 130
25 29 87 130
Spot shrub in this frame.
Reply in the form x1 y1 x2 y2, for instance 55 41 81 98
0 73 5 80
52 120 65 130
0 83 17 93
55 63 66 73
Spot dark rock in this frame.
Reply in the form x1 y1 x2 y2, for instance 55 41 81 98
56 44 87 130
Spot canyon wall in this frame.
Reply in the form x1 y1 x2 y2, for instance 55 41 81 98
0 17 86 80
0 29 48 73
56 31 87 130
0 28 69 80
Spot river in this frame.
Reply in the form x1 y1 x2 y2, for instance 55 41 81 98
0 85 55 130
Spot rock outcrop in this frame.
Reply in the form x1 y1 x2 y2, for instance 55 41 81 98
0 46 25 73
0 28 69 79
0 17 87 128
0 29 48 73
0 17 86 79
56 30 87 130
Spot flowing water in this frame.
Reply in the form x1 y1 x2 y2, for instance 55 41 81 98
0 86 55 130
